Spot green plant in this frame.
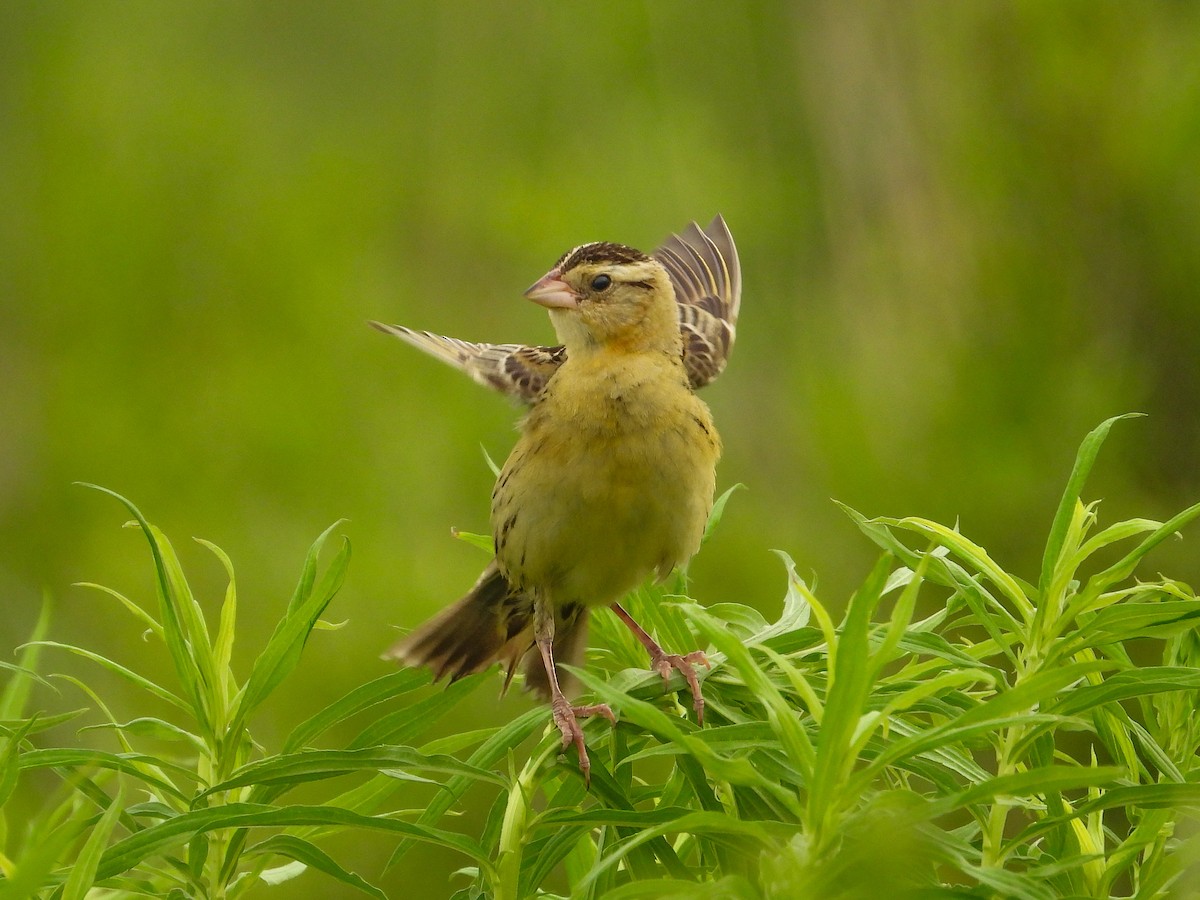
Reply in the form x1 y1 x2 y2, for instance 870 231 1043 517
2 417 1199 898
439 419 1200 899
0 487 500 898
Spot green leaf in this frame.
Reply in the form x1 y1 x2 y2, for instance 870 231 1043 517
282 668 431 754
534 805 734 831
934 558 1022 668
702 482 745 544
78 717 205 752
147 523 220 700
418 727 500 757
230 531 349 736
894 519 1032 620
953 857 1058 900
624 722 791 761
1063 600 1200 652
74 582 163 639
1050 666 1200 716
597 876 760 900
76 485 215 736
196 537 240 712
1069 517 1164 567
930 765 1127 817
259 859 305 885
759 550 813 639
520 825 595 898
0 662 56 699
452 528 494 553
0 708 88 737
20 641 189 712
808 554 891 830
302 772 406 820
0 812 80 900
1012 784 1200 853
198 746 503 800
855 709 1089 794
572 666 793 804
572 811 788 897
19 748 193 800
0 719 37 810
286 518 348 615
1080 501 1200 600
1 591 54 720
479 443 502 478
682 603 815 783
94 803 491 881
869 551 928 681
1070 781 1200 815
838 505 1023 665
347 672 482 749
245 834 388 899
63 787 125 900
838 501 911 558
1038 414 1142 600
704 603 769 638
386 707 546 869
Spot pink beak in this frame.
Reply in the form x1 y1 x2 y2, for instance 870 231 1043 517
524 271 580 309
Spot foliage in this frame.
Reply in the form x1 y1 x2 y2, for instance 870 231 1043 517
2 419 1200 898
0 487 495 899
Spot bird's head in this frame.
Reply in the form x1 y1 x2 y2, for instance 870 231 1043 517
524 242 680 355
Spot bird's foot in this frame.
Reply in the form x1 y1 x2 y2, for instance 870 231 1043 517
650 649 711 724
550 696 616 787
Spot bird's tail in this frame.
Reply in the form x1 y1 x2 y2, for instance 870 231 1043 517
384 560 525 684
385 561 589 700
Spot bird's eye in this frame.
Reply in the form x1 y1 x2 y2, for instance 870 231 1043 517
590 274 612 292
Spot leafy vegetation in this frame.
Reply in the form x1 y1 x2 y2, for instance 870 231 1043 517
2 418 1199 898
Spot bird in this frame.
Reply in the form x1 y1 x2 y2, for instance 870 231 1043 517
370 216 739 403
378 216 740 783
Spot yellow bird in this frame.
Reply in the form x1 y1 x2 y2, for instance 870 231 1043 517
378 216 740 782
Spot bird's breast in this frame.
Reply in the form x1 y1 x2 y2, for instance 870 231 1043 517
491 354 719 607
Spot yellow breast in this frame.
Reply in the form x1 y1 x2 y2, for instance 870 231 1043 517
491 351 720 607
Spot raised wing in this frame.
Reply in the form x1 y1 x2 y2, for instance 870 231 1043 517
369 323 565 405
372 215 740 401
654 214 741 390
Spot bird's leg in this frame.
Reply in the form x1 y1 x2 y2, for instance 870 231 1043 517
533 600 615 786
611 602 711 724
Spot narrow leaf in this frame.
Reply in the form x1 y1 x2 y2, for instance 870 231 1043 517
1039 414 1141 599
231 535 349 733
246 834 387 899
1 591 54 719
94 803 490 881
63 788 125 900
199 746 503 800
283 668 431 754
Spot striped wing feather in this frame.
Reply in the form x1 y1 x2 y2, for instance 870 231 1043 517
655 214 741 389
369 323 565 405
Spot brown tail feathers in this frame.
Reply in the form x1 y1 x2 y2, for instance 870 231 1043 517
385 560 589 699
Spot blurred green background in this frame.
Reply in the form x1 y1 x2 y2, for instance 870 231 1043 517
2 2 1198 896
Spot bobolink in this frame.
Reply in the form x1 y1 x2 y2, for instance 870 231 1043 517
378 216 740 782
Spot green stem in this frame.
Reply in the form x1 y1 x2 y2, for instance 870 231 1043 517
495 734 558 900
982 725 1020 867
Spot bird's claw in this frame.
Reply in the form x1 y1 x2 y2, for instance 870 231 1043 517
550 697 616 787
651 649 711 724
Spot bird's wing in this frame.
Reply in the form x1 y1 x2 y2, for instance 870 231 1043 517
369 322 565 404
373 214 741 401
653 214 742 390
